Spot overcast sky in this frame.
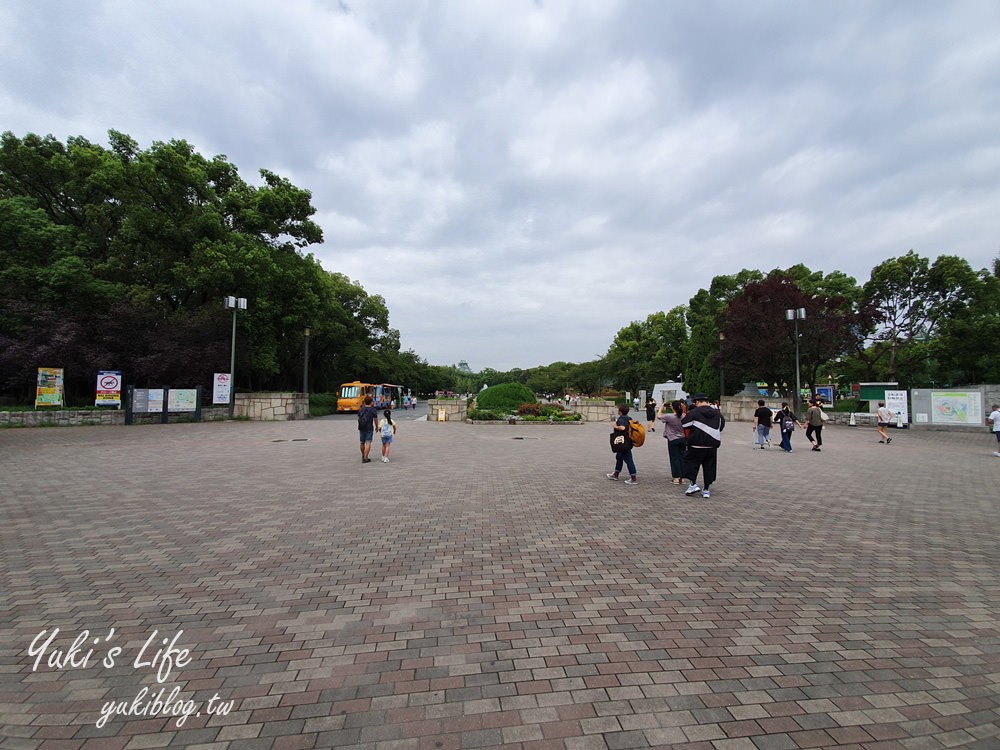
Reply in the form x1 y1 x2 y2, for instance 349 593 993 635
3 1 999 371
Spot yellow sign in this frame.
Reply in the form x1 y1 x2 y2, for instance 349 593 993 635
437 407 447 422
35 367 65 407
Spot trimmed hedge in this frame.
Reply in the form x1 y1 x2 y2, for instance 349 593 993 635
477 383 536 413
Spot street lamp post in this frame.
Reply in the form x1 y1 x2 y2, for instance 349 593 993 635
785 307 806 413
302 327 311 395
718 332 726 400
225 296 247 419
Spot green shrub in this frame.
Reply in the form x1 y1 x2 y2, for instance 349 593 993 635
309 392 339 417
467 408 506 421
477 383 536 413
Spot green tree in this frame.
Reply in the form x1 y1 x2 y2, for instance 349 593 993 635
861 251 978 382
606 307 688 396
932 257 1000 384
0 130 417 403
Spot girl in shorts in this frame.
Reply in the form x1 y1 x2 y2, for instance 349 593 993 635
378 409 397 463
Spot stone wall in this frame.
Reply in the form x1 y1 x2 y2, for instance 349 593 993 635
0 407 229 427
574 400 618 423
426 399 467 422
234 393 309 421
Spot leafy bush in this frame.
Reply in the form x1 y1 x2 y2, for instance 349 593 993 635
467 408 506 421
477 383 536 413
309 392 339 417
517 403 542 416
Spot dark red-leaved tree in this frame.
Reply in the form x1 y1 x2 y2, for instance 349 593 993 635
719 274 875 396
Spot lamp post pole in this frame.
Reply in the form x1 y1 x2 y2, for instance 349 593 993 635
718 332 726 401
785 307 806 413
225 296 247 419
302 327 311 394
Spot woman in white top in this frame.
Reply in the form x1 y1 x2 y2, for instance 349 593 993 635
876 401 894 444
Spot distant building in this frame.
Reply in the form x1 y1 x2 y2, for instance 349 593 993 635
456 360 472 373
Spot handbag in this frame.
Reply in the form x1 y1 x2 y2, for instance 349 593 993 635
610 432 627 453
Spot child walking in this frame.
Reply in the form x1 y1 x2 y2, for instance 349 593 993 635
378 409 396 463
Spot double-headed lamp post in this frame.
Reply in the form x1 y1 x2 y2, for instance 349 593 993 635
785 307 806 412
225 296 247 418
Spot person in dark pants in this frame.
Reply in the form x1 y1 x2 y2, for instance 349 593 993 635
682 394 725 499
645 396 657 432
658 400 687 484
607 405 638 485
804 398 826 451
774 402 803 452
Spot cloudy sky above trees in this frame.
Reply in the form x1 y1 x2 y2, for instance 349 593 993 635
3 1 999 370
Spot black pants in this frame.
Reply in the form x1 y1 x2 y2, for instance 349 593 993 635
683 447 718 488
805 424 823 446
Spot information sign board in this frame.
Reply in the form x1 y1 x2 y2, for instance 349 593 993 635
213 373 231 405
35 367 65 407
95 370 123 407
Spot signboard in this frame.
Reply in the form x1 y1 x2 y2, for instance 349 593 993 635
95 370 123 408
144 389 164 413
213 373 232 405
815 385 834 404
930 391 982 425
35 367 65 407
884 390 909 425
168 388 198 413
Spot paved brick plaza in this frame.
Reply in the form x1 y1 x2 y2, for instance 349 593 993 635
1 418 999 749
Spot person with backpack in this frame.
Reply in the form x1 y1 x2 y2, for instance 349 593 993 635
774 402 803 452
607 404 639 485
357 396 379 463
378 409 397 463
682 394 725 499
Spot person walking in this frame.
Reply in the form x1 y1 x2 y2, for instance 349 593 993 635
357 396 379 463
378 409 397 462
988 404 1000 457
876 401 894 443
659 400 687 484
804 399 826 451
607 404 638 485
774 402 802 452
645 396 657 432
682 394 725 499
752 399 772 450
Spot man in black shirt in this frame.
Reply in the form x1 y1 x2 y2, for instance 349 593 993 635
752 399 772 449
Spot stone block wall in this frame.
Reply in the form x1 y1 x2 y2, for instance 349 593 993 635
0 407 229 427
426 399 467 422
575 401 618 423
234 393 309 421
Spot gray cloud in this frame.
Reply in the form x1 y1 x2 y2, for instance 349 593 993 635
3 0 998 370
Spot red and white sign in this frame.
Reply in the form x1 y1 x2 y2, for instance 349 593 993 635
213 373 232 405
95 370 123 407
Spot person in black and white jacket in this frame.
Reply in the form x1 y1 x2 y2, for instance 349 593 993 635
682 394 725 499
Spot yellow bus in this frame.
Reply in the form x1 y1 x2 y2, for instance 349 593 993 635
337 382 405 412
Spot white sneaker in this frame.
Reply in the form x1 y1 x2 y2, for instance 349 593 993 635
702 489 711 499
685 484 701 495
606 473 619 480
993 451 1000 457
624 478 638 485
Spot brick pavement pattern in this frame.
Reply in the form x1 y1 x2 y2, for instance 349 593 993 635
1 419 999 750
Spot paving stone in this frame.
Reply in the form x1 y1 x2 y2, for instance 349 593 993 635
3 420 1000 749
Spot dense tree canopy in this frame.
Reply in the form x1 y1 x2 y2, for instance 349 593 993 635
2 131 996 407
0 131 430 402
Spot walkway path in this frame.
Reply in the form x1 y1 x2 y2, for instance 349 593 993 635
1 420 998 749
